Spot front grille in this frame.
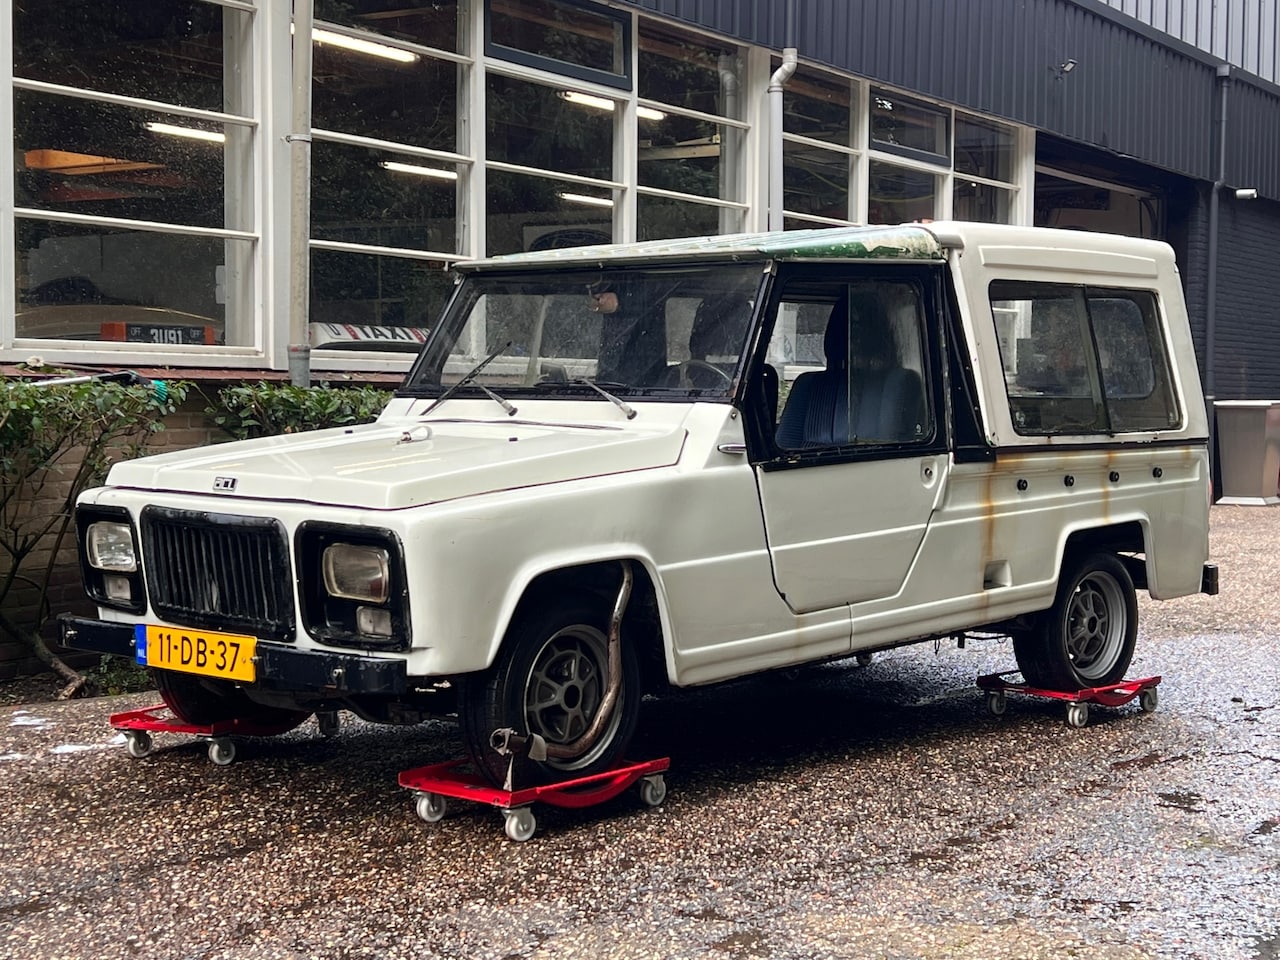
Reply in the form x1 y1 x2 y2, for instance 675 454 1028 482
141 507 295 640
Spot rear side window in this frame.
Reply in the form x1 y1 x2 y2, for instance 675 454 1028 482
989 281 1180 435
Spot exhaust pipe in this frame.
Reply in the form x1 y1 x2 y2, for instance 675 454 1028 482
490 560 634 764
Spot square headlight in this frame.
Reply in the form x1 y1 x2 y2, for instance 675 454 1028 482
86 521 138 572
322 543 390 603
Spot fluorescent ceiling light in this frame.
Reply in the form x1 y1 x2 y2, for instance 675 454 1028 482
557 191 614 208
560 90 666 122
380 161 458 180
312 26 418 63
144 122 225 144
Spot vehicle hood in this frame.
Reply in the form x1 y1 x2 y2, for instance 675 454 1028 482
105 418 687 510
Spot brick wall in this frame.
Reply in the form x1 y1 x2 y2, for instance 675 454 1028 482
0 395 222 678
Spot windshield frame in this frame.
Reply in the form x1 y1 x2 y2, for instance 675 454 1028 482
399 260 769 403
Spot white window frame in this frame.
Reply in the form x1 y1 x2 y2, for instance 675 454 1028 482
2 0 274 368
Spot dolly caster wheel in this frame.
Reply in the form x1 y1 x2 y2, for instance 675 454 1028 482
639 774 667 807
317 711 341 738
503 807 536 842
124 731 153 759
986 691 1007 717
208 737 237 766
415 792 448 823
1066 702 1090 728
1139 687 1159 713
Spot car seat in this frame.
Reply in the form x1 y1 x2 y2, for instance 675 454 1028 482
776 296 925 448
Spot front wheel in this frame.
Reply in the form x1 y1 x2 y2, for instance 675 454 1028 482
1013 552 1137 691
153 669 310 733
460 594 642 788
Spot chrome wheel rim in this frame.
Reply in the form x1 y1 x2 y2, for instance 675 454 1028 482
523 624 618 771
1065 571 1126 682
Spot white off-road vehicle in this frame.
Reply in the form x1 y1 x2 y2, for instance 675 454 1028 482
64 222 1216 785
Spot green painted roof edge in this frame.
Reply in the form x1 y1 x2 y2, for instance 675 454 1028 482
458 224 945 270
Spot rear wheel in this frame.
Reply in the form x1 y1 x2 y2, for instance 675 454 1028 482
460 594 641 788
1013 552 1137 691
152 669 310 733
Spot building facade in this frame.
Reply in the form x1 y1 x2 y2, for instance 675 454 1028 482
2 0 1279 399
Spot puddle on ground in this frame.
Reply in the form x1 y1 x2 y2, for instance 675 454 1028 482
1155 790 1205 813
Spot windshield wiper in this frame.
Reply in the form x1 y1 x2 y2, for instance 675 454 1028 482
423 341 513 416
570 378 636 420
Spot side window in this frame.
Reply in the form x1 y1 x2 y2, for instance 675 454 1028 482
989 281 1180 435
774 279 931 450
1089 290 1180 431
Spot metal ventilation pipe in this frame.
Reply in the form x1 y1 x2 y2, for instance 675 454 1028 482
1205 62 1231 466
288 0 314 386
767 0 799 231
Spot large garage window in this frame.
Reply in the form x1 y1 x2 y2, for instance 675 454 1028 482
636 21 746 240
11 0 257 349
309 0 468 349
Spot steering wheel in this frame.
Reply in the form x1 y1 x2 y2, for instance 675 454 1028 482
676 359 733 389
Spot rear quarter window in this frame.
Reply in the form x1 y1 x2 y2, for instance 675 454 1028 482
989 281 1180 436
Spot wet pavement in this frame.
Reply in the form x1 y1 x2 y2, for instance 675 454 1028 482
1 506 1277 960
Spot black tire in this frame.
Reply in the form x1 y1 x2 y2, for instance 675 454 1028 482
460 594 642 788
152 669 310 733
1013 552 1137 691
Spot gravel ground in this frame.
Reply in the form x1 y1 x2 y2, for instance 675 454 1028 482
1 505 1277 960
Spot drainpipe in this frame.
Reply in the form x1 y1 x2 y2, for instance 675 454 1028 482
288 0 314 386
767 0 799 231
718 53 740 232
1205 63 1230 463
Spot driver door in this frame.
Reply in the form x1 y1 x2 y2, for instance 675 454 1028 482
751 269 949 614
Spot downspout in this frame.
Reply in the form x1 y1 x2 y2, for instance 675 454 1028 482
288 0 314 386
767 0 799 231
1205 63 1230 463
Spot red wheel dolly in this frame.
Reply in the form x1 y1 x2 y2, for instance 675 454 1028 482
108 704 330 766
976 672 1161 728
399 756 671 842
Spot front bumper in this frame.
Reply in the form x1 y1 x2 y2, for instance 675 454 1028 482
59 615 409 696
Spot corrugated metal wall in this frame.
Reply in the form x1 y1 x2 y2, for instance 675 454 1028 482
625 0 1280 198
1097 0 1280 84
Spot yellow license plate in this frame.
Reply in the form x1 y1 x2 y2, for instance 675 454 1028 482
136 625 257 682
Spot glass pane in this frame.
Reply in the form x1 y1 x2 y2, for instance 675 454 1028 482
639 118 741 202
639 21 740 118
13 0 244 114
489 0 625 76
315 0 459 53
17 220 247 346
1088 290 1180 430
784 141 850 220
774 278 931 448
955 115 1015 182
990 282 1106 435
487 76 613 180
486 171 612 257
310 249 453 344
783 65 853 147
871 89 949 161
953 180 1013 223
313 38 457 151
408 263 762 395
867 162 936 225
637 195 738 242
312 142 458 253
16 91 235 230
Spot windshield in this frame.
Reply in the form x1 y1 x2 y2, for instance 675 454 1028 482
404 263 764 399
